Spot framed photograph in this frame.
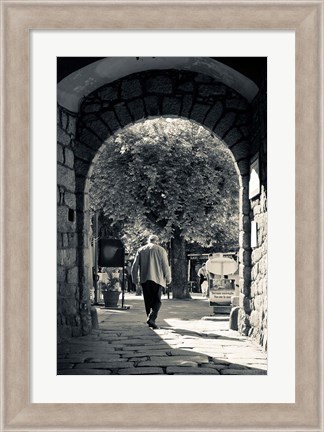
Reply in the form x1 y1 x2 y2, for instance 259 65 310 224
1 1 323 431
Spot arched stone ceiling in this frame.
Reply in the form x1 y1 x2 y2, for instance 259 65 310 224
57 57 259 112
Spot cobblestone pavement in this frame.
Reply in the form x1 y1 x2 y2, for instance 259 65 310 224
58 293 267 375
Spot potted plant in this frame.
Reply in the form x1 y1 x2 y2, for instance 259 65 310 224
100 267 122 307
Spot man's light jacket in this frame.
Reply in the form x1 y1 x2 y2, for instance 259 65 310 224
131 243 172 288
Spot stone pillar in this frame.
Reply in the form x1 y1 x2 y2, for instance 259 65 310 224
57 106 91 341
238 73 267 349
75 182 92 336
237 174 252 335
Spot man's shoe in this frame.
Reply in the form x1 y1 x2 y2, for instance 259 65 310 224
147 319 158 329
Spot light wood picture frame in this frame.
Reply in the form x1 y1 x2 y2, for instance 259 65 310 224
1 1 323 431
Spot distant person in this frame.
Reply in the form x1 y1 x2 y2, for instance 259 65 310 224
126 261 136 292
205 254 214 296
197 262 208 295
131 235 172 329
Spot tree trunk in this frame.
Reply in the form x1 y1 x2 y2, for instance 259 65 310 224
170 230 191 299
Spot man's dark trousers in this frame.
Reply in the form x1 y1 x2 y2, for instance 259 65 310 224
141 280 162 322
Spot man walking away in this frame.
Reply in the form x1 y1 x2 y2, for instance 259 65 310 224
131 235 172 329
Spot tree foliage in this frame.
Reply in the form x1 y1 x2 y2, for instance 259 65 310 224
90 118 239 256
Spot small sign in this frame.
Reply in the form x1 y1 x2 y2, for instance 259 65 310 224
249 153 260 199
209 278 235 306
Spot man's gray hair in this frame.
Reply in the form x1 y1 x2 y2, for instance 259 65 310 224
148 235 159 244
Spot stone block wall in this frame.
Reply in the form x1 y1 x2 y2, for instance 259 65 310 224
57 106 91 341
249 187 267 349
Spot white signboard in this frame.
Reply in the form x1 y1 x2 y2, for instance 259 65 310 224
249 154 260 199
251 221 258 248
206 253 238 277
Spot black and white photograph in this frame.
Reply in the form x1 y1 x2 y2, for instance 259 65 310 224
57 57 267 376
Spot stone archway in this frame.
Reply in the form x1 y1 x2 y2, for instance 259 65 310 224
57 59 267 348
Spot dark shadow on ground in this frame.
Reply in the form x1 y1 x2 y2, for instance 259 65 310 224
58 311 267 376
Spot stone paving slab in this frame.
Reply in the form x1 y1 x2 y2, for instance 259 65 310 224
176 355 210 363
67 340 107 345
65 346 113 353
74 361 134 370
207 359 231 365
57 358 83 364
201 364 228 371
119 339 163 346
220 368 267 375
226 358 267 364
60 355 94 363
228 362 267 370
128 356 150 362
59 369 112 375
57 362 74 369
167 349 207 357
167 366 220 375
105 343 131 349
120 351 154 358
223 353 266 359
128 344 173 351
82 356 123 363
137 358 198 367
118 367 164 375
227 363 249 369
